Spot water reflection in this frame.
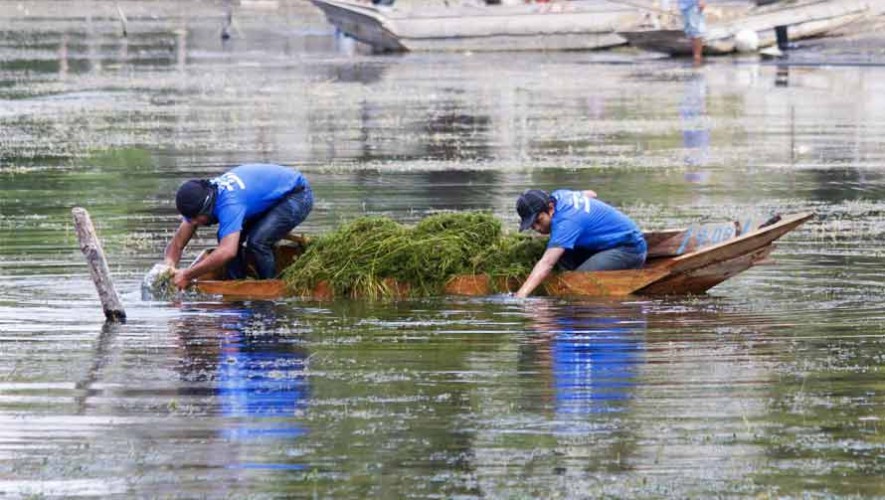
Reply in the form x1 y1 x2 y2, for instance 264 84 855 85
4 3 885 495
74 321 121 414
422 106 493 160
58 34 69 79
522 301 645 416
171 302 309 468
775 64 790 87
680 71 710 183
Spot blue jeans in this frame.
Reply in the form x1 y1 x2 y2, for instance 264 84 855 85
226 186 313 280
558 244 647 272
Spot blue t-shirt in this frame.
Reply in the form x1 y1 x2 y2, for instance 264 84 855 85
547 190 646 253
208 164 306 240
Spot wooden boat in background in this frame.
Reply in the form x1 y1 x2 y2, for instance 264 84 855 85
309 0 645 52
191 212 813 300
620 0 874 56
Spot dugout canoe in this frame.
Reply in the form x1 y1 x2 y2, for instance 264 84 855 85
619 0 872 56
191 212 812 299
309 0 645 52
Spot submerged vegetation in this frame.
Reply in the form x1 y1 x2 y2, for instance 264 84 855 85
281 212 547 298
141 263 176 301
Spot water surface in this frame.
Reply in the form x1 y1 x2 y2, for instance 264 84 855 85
1 1 883 496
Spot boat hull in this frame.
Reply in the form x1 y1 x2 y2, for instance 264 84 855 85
310 0 639 52
310 0 405 51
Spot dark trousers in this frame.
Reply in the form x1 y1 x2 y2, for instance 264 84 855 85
226 186 313 280
558 245 647 272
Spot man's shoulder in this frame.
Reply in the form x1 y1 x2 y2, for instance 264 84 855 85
550 189 576 207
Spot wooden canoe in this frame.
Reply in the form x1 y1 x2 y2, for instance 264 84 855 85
191 212 812 300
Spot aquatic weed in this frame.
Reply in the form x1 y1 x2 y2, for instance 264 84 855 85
281 212 547 298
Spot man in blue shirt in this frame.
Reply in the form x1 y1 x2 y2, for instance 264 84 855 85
679 0 706 65
164 163 313 289
514 189 647 298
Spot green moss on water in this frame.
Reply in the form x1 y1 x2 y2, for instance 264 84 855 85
281 212 547 298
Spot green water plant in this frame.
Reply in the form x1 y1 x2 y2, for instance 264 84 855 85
141 263 177 300
281 212 547 298
473 232 549 282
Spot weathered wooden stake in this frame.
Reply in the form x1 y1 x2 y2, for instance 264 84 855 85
72 207 126 322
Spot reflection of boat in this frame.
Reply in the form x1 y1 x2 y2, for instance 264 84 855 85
620 0 872 56
309 0 644 52
192 212 812 299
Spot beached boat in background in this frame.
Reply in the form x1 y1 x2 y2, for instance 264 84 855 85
309 0 647 52
191 212 813 299
620 0 875 56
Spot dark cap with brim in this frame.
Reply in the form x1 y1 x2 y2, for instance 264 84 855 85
516 189 550 232
175 179 216 220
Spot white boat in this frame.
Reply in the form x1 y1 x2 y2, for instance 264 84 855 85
309 0 649 52
620 0 876 56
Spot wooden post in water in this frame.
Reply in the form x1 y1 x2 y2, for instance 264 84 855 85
115 2 129 37
72 207 126 322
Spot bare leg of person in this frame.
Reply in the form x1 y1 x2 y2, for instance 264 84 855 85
692 37 703 66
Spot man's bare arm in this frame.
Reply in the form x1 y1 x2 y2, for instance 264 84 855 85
515 247 565 298
172 231 240 289
164 220 198 268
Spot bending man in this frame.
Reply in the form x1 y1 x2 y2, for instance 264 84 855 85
164 163 313 290
514 189 646 298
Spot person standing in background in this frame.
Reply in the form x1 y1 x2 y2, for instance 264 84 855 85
679 0 706 65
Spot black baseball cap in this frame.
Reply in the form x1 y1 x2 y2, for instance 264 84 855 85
175 179 216 220
516 189 550 232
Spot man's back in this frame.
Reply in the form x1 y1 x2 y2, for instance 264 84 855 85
212 164 305 239
548 190 644 253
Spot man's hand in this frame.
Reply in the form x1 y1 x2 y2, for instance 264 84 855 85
172 269 192 290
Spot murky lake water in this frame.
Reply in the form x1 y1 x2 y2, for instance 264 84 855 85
1 0 883 496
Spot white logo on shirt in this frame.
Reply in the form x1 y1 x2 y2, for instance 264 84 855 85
212 173 246 192
570 192 592 213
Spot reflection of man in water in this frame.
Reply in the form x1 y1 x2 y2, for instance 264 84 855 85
172 304 309 462
216 310 309 444
680 72 710 183
526 302 645 415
